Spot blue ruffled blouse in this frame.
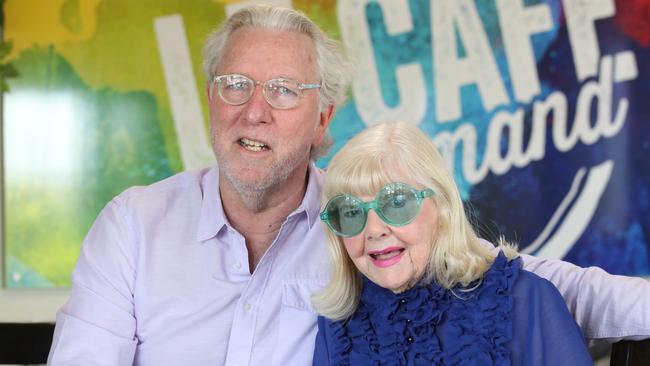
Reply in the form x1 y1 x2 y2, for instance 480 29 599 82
313 252 593 365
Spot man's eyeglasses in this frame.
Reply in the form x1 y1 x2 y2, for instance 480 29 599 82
210 73 321 110
320 182 435 237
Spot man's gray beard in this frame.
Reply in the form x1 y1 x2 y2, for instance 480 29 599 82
217 147 311 212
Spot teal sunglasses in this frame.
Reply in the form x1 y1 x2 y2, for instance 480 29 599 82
320 182 435 237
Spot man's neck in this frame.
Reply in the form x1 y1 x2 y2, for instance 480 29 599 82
219 164 310 272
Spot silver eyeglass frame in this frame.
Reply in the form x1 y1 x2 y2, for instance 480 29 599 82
210 73 321 110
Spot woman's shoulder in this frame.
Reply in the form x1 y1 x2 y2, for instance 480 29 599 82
512 266 565 300
508 269 593 365
476 251 523 294
483 251 568 298
316 315 350 345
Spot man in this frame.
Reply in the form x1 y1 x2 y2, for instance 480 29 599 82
48 5 650 366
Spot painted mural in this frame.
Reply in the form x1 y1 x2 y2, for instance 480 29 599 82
3 0 649 287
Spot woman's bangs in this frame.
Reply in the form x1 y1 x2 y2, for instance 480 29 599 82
328 154 405 198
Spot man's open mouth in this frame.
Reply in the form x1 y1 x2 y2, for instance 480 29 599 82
239 137 268 152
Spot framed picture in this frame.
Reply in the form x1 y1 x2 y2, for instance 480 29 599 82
4 0 649 288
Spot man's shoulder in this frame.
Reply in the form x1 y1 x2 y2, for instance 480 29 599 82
113 166 216 209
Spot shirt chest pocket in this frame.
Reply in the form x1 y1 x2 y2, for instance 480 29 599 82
275 279 327 365
282 279 326 311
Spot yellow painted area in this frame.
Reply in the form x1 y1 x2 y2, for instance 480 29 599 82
4 0 101 59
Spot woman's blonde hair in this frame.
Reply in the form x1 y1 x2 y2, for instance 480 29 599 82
312 122 517 320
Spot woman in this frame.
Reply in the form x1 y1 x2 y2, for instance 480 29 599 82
312 122 592 365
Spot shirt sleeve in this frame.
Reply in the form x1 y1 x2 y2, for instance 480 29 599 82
509 270 593 366
312 316 331 366
48 197 138 365
520 252 650 341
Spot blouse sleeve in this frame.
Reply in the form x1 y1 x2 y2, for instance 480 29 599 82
509 270 593 366
312 316 331 366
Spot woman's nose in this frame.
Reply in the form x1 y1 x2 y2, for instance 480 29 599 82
364 209 390 241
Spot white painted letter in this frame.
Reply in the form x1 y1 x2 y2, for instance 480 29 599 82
432 0 509 122
433 123 489 184
574 55 628 145
484 109 524 175
154 15 215 170
563 0 615 81
496 0 553 103
338 0 426 126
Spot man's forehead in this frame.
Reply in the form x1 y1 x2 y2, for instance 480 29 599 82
216 27 318 76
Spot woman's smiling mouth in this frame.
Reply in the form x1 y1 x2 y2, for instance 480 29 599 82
368 246 406 268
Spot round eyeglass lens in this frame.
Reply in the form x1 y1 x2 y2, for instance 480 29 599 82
264 79 300 109
378 184 420 225
327 195 366 236
218 75 253 105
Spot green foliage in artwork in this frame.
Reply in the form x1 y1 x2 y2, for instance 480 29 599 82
60 0 83 34
4 46 173 287
0 40 19 92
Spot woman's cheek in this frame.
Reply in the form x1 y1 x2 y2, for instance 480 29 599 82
343 237 366 258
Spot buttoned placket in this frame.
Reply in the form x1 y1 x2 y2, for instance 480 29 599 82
223 219 293 366
400 298 416 346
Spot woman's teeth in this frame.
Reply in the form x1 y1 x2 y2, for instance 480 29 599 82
370 248 405 260
239 138 267 151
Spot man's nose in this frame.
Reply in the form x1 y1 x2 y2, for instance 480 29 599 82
242 85 272 124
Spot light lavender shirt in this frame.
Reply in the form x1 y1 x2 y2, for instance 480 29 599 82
48 165 650 365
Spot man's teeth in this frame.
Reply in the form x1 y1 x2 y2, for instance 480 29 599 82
239 138 267 151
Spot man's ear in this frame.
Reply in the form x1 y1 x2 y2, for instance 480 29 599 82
322 105 335 124
314 104 336 144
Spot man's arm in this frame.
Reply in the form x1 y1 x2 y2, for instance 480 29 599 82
48 197 138 365
520 253 650 341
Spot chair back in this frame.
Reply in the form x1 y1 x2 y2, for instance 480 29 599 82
0 322 54 365
610 339 650 366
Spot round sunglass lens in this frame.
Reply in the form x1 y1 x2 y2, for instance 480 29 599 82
378 185 420 226
327 195 365 236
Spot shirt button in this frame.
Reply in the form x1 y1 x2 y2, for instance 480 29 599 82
400 299 406 304
406 336 414 343
234 261 242 270
406 319 412 324
244 303 252 311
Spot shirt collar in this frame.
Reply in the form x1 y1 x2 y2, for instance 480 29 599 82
196 166 227 242
299 162 325 228
195 163 325 242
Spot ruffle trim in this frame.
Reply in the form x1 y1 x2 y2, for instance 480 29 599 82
326 251 521 366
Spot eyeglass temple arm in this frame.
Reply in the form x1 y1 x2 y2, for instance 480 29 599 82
300 83 321 90
419 189 435 199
